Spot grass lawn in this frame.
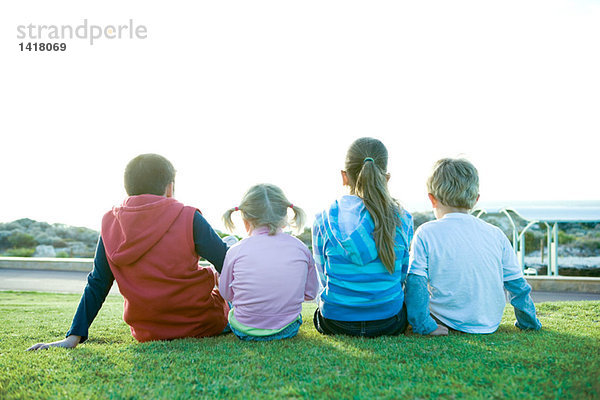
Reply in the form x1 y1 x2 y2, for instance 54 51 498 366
1 291 599 399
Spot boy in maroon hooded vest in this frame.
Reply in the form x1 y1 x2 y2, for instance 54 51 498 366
28 154 230 349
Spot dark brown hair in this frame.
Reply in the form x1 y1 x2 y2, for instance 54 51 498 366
124 154 176 196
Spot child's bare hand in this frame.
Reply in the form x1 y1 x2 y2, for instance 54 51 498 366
27 335 81 351
428 325 449 336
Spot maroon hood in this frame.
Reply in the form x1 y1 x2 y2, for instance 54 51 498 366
101 194 185 266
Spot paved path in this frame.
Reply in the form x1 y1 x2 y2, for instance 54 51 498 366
1 268 600 302
0 269 121 295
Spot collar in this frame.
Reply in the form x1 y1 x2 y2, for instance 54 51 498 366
442 212 473 219
250 226 282 236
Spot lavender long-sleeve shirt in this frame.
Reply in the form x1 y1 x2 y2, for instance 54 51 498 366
219 227 319 330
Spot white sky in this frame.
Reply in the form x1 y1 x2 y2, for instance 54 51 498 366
1 0 599 234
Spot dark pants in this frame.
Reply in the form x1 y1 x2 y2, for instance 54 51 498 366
313 305 408 337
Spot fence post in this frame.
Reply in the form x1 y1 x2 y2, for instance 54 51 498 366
551 223 559 276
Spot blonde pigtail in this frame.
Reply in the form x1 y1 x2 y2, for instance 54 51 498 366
222 207 239 232
289 204 306 234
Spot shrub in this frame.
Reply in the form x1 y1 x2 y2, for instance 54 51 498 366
0 231 12 249
294 227 312 250
34 233 57 246
574 237 600 252
413 212 435 230
8 232 37 249
56 251 70 258
558 230 576 244
4 248 35 257
53 239 68 248
522 230 551 254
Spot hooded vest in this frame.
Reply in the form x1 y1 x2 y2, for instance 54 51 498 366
101 194 228 342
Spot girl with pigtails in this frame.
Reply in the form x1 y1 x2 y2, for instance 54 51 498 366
219 183 319 341
312 137 414 337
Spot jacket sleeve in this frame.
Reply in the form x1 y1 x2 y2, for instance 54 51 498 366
218 247 236 302
405 231 438 335
304 252 319 301
65 237 114 343
504 278 542 330
193 211 228 273
311 219 326 280
405 274 438 335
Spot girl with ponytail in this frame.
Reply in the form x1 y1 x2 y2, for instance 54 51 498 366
312 137 414 337
219 183 318 341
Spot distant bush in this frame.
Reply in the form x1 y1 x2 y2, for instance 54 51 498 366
34 233 60 246
413 212 435 230
558 231 576 245
56 251 70 258
13 218 35 228
8 233 37 249
294 227 312 251
4 248 35 257
574 237 600 252
52 239 69 248
0 231 12 249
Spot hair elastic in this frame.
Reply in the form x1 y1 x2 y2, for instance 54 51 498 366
289 204 294 208
234 207 239 211
363 157 374 163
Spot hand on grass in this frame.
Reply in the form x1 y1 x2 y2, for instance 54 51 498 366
428 325 449 336
27 335 81 351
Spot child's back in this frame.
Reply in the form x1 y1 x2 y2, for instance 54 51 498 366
312 137 414 337
313 195 412 322
219 227 317 330
406 157 541 335
103 194 228 341
410 213 522 333
27 154 231 351
219 183 318 340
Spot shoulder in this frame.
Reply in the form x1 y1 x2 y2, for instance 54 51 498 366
398 209 413 228
414 217 440 236
313 200 337 229
274 233 313 260
470 215 506 236
223 239 247 266
399 208 412 222
282 232 310 249
313 211 324 229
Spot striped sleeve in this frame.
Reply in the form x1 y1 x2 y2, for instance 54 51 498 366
312 217 326 268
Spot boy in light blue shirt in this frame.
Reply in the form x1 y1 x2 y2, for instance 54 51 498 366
405 158 542 335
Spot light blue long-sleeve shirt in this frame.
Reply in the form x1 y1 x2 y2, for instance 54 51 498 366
406 212 541 334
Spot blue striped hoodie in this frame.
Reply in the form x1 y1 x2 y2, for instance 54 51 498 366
312 195 414 321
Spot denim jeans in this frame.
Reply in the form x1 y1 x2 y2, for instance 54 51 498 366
231 317 302 341
313 305 407 337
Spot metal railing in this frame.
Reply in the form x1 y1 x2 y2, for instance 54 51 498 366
472 205 600 277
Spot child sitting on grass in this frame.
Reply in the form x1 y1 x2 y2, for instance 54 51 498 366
312 137 419 337
219 184 318 341
28 154 231 350
405 158 542 335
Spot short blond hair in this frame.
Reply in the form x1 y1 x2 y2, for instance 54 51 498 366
427 158 479 209
223 183 305 235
